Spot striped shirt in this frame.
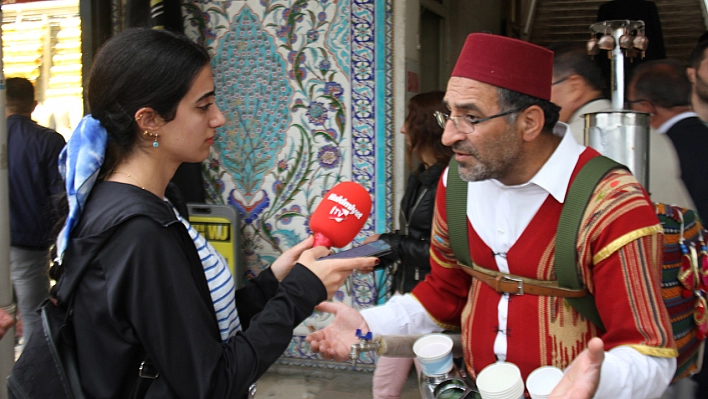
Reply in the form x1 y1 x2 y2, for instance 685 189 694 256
171 204 240 341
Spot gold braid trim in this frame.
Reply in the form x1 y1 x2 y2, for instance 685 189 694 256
592 225 663 265
623 344 678 358
431 250 458 269
410 293 461 332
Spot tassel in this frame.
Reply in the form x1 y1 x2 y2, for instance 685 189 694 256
694 297 708 340
699 236 708 289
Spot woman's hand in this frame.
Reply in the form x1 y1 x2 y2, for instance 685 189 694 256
358 234 382 273
270 235 317 281
296 247 379 298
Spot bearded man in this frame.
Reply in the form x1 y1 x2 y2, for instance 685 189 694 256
307 33 676 399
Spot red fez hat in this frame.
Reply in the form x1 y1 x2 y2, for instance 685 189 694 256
451 33 553 101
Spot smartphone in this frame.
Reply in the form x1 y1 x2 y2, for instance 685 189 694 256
323 240 392 259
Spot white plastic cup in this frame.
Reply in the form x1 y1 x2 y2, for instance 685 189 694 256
476 362 525 399
412 333 454 376
525 366 564 399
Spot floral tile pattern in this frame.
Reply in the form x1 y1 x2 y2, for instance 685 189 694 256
182 0 393 370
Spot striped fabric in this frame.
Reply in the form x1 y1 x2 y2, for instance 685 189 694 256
171 205 240 341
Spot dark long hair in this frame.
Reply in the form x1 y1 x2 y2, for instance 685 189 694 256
404 91 453 171
50 28 210 292
89 28 211 177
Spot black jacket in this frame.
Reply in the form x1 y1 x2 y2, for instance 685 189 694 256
56 181 326 398
665 116 708 222
379 164 444 294
8 114 65 248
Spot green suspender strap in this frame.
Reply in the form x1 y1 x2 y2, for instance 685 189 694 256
446 157 473 268
556 155 626 331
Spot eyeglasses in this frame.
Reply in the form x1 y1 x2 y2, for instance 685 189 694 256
552 76 570 85
626 98 648 106
433 108 522 134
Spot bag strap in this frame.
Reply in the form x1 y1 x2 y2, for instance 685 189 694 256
446 158 472 268
57 246 156 398
556 156 626 331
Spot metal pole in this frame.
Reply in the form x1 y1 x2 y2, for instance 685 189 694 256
0 5 16 398
610 25 625 110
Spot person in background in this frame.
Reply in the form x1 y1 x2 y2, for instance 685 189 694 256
548 41 692 211
46 28 376 398
627 59 708 221
687 37 708 123
547 41 610 144
685 35 708 399
363 91 452 399
7 77 66 345
307 33 677 399
628 61 708 399
0 308 14 340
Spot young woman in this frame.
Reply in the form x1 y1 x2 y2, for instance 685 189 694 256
363 91 453 399
50 28 376 398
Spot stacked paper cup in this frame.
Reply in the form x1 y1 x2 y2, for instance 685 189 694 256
525 366 564 399
475 362 525 399
412 333 454 376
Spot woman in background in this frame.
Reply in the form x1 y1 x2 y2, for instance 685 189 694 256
364 91 453 399
48 28 376 398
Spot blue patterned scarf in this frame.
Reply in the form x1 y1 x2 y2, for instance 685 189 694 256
56 115 107 262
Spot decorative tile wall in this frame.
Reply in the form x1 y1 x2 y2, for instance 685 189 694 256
182 0 394 371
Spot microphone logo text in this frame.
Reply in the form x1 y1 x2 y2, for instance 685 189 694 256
326 193 364 222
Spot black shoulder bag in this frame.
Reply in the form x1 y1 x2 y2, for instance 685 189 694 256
7 262 155 399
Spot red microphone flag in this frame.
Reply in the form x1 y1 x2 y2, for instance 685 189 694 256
310 182 372 248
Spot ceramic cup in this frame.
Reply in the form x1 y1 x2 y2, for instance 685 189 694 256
412 333 454 377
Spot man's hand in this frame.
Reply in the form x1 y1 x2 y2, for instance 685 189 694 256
549 337 604 399
306 301 369 362
0 307 15 340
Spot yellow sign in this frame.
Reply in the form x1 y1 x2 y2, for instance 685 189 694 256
189 215 237 278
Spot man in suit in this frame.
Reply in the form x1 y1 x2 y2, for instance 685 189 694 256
627 59 708 222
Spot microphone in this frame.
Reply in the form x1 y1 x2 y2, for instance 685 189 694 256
310 181 372 248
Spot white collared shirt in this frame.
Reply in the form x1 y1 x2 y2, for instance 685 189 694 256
657 111 698 134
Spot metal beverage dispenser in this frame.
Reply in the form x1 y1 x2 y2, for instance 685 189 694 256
584 20 651 190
